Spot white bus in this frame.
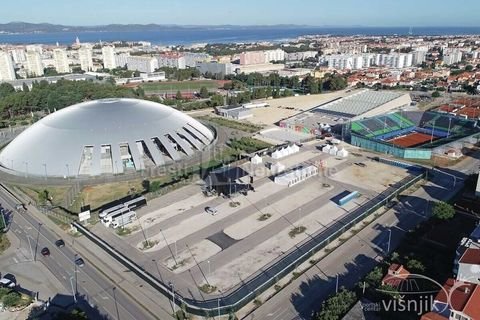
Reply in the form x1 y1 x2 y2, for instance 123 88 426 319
99 196 147 219
102 209 137 228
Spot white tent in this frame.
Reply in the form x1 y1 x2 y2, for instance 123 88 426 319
329 146 338 156
336 148 349 158
291 144 300 153
271 150 282 159
251 154 263 164
279 148 289 157
286 145 295 155
322 145 332 153
271 162 286 174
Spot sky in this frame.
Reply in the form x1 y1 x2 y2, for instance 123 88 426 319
2 0 479 27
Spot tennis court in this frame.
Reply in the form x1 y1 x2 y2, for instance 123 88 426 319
387 132 436 148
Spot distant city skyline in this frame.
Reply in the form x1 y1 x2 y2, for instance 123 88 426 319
1 0 480 27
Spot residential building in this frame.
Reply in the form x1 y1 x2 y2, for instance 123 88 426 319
264 49 285 62
0 51 16 81
53 48 70 73
9 49 26 63
239 51 266 65
126 56 158 73
115 53 129 69
25 50 44 77
196 61 234 77
102 46 116 70
286 51 318 61
375 53 413 69
78 45 94 71
443 50 463 65
456 248 480 284
156 52 186 69
424 279 480 320
381 264 411 287
183 52 211 68
413 50 428 65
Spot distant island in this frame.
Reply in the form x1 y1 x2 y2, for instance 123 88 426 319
0 22 316 34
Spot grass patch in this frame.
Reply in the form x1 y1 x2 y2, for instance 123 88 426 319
198 284 217 294
47 215 71 230
257 213 272 221
116 227 133 236
228 137 272 153
229 201 241 208
253 298 262 307
0 233 11 254
274 284 282 291
78 180 144 212
197 116 263 133
140 240 159 250
16 185 70 206
292 271 301 280
288 226 306 238
141 80 219 93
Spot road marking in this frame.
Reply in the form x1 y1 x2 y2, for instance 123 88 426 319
13 257 18 263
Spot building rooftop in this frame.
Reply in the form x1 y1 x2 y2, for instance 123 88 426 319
434 278 476 312
313 89 405 118
459 248 480 265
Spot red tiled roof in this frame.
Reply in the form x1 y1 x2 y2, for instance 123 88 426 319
459 248 480 264
382 264 411 286
434 279 475 312
420 312 448 320
463 285 480 319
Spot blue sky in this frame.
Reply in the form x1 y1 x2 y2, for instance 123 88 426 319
2 0 479 26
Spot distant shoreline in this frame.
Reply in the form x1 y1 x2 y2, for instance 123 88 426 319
1 26 480 46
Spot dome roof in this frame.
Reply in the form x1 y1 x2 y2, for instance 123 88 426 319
0 98 214 177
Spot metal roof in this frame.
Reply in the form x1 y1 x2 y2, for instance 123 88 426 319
0 98 214 177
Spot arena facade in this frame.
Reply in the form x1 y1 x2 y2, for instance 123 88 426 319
350 111 480 160
0 98 215 178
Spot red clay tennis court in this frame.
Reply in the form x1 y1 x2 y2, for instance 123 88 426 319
387 132 436 148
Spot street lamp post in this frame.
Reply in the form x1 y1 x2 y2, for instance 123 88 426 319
207 260 211 279
387 227 392 253
169 282 176 315
69 276 77 304
42 163 47 180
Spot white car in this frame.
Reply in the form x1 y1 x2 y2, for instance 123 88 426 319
0 278 16 288
205 206 218 216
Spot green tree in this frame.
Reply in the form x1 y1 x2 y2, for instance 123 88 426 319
432 201 455 220
406 259 426 273
0 83 15 99
465 64 474 72
141 179 150 192
175 90 182 100
315 288 357 320
209 94 224 107
365 266 384 287
199 86 209 99
432 91 441 98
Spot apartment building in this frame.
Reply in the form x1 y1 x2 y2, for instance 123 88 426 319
53 48 70 73
102 46 116 70
0 51 16 81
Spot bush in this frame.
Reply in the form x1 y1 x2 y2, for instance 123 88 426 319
432 201 455 220
2 291 21 307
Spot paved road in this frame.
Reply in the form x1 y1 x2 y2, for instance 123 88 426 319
246 155 477 320
0 189 159 320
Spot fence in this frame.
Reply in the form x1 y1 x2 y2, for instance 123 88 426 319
73 169 426 316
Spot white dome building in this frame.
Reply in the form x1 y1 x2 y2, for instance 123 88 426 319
0 98 215 177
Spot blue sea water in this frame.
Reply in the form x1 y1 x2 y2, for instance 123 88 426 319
0 26 479 45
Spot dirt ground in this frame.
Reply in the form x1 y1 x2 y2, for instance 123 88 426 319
81 180 144 210
247 89 352 126
330 160 408 193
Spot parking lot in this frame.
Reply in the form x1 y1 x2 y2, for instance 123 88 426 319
90 143 410 297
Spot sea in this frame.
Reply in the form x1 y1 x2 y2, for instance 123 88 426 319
0 26 480 46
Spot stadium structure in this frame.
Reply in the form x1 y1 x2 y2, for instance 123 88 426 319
279 90 411 135
0 98 215 178
350 111 480 159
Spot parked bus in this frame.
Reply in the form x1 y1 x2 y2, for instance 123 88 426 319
99 196 147 218
102 207 136 228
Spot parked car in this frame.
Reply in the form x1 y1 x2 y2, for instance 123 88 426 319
355 162 367 167
75 257 85 267
41 247 50 256
55 239 65 248
0 274 16 288
205 206 218 216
